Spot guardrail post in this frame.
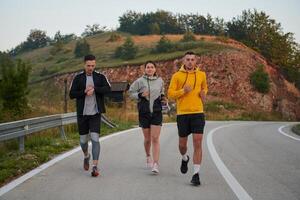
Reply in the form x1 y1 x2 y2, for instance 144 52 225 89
19 125 29 153
18 136 25 153
60 125 67 140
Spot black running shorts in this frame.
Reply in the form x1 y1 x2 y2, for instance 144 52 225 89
176 113 205 137
139 112 162 128
77 113 101 135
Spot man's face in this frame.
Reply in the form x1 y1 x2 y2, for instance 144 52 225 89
84 60 96 75
183 54 196 71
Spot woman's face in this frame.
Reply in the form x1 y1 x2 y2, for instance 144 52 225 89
145 63 156 76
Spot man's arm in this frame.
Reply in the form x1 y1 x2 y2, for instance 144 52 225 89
69 76 85 99
200 72 208 103
94 74 111 94
168 74 185 100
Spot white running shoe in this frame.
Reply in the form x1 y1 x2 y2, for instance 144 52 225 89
151 162 159 174
146 156 153 168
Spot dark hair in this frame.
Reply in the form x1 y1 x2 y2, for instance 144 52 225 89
84 54 96 62
184 51 195 56
145 60 157 68
144 60 157 76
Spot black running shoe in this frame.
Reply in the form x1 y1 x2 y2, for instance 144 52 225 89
91 166 99 177
83 154 90 171
180 155 189 174
191 173 201 186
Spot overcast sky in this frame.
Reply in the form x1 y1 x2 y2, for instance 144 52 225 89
0 0 299 51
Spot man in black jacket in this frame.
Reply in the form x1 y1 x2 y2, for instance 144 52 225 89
69 54 111 177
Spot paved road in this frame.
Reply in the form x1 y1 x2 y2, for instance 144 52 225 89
1 121 299 200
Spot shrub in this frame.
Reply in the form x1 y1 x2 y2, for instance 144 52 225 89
74 39 91 58
114 37 138 60
181 31 196 42
250 64 270 93
153 35 174 53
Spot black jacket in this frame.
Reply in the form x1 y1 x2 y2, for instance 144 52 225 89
137 94 163 114
69 71 111 115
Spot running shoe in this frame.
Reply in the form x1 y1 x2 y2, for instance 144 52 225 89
83 153 90 171
191 173 201 186
180 155 189 174
91 165 99 177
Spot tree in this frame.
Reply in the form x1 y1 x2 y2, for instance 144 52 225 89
115 37 138 59
0 53 31 118
81 24 107 37
74 39 91 58
227 9 300 88
149 23 160 34
9 29 50 55
53 31 77 44
154 35 173 53
26 29 50 49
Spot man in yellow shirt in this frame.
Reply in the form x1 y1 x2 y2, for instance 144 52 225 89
168 51 208 186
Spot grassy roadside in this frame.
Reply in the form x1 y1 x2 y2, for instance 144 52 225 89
0 119 136 187
291 124 300 136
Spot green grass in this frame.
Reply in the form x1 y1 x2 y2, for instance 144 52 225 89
0 119 135 186
291 124 300 136
16 32 237 83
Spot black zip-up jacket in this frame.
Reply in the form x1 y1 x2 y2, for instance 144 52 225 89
69 71 111 116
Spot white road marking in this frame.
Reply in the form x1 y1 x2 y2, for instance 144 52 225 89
278 125 300 141
0 127 140 196
207 123 253 200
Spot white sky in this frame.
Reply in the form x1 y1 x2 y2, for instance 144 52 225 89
0 0 299 51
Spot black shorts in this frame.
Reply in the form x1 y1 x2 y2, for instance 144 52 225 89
77 114 101 135
177 113 205 137
139 112 162 128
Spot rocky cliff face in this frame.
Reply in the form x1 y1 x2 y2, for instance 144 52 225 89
57 43 299 120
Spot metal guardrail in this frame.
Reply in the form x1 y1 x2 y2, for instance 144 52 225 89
0 112 117 152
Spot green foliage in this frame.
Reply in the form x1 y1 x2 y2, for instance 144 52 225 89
74 39 91 58
250 65 270 93
227 9 300 88
10 29 50 55
118 11 225 35
149 23 161 34
81 24 107 37
153 35 173 53
118 10 183 35
181 31 196 42
53 31 76 44
0 53 31 118
114 37 138 59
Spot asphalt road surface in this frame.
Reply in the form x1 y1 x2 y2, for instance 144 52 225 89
1 121 299 200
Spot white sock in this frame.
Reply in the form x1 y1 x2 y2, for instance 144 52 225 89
182 153 188 161
193 164 200 174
